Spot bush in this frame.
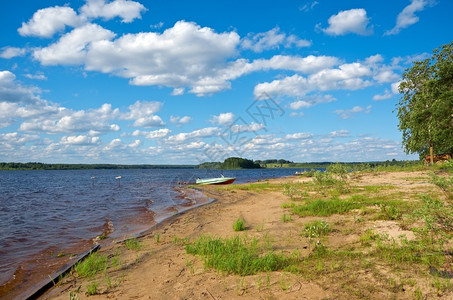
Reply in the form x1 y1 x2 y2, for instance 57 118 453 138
233 218 246 231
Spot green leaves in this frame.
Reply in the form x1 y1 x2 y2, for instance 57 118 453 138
397 41 453 157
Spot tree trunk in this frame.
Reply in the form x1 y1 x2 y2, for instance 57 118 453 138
430 142 434 165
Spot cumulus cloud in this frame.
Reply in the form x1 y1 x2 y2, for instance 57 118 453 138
334 105 372 119
385 0 436 35
121 100 165 128
254 62 372 98
30 16 341 96
170 115 192 126
391 81 402 94
0 47 26 59
25 73 47 80
60 135 100 145
241 27 311 52
80 0 147 23
19 103 120 133
289 94 336 110
132 128 171 139
18 6 84 38
285 132 313 139
318 8 373 36
167 127 219 143
210 112 235 126
329 130 350 138
33 24 116 65
373 89 394 101
0 70 42 104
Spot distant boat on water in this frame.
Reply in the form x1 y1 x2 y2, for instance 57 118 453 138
195 175 236 185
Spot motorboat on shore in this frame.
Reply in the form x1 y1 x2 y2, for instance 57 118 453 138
195 175 236 185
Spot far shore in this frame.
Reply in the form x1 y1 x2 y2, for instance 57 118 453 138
39 167 453 299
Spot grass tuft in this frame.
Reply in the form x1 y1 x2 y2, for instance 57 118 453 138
233 218 246 231
74 253 108 278
185 235 296 276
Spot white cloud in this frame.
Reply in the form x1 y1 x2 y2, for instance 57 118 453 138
31 18 341 96
122 100 165 128
290 94 336 110
60 135 100 145
170 115 192 125
391 81 402 94
299 1 319 12
210 112 235 126
0 47 26 59
373 89 394 101
385 0 436 35
104 138 123 150
329 130 350 138
319 8 373 36
142 128 171 139
285 132 313 139
33 24 116 65
80 0 147 23
167 127 219 143
289 112 305 118
0 70 42 104
18 6 83 38
241 27 311 52
86 21 240 95
25 73 47 80
19 103 120 134
254 62 372 98
128 139 142 148
334 105 372 119
373 69 400 83
229 122 265 133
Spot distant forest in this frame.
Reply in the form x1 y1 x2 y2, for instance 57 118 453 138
0 162 194 171
0 158 422 171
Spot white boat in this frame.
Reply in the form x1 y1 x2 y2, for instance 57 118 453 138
195 175 236 185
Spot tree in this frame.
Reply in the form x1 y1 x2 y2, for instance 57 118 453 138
397 41 453 164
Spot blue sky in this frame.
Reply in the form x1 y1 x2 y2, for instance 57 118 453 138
0 0 452 164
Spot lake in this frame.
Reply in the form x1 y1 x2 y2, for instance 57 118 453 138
0 168 303 298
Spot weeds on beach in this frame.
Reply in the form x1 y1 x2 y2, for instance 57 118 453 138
233 218 246 231
86 281 99 295
74 253 108 278
304 220 330 238
125 237 143 251
185 235 297 276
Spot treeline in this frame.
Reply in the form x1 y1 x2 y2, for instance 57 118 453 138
197 157 261 169
197 158 423 170
255 159 293 164
0 162 195 171
221 157 261 169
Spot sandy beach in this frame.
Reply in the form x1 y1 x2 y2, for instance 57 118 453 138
38 169 452 300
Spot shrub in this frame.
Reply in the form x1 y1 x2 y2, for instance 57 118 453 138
233 218 246 231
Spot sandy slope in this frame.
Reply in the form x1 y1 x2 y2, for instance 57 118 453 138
41 170 451 300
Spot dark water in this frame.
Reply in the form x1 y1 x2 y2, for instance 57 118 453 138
0 168 300 298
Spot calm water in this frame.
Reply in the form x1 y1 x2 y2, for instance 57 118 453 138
0 168 300 298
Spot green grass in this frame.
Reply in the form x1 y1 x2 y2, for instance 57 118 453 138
124 237 143 251
281 213 292 222
74 253 108 278
304 220 330 238
86 281 99 295
219 182 285 192
292 197 361 217
185 235 297 276
233 218 246 231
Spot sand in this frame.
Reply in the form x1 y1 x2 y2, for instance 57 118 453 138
38 170 452 300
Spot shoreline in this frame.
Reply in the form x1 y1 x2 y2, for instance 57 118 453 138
0 185 212 300
20 170 453 299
